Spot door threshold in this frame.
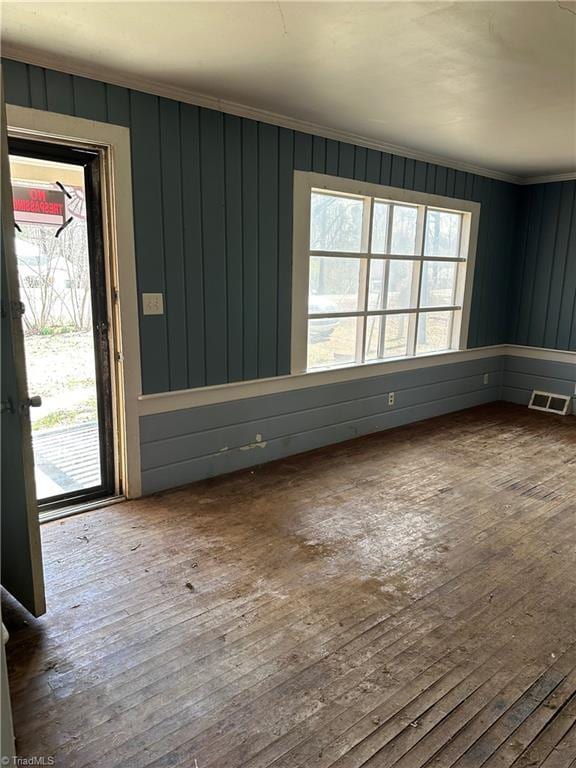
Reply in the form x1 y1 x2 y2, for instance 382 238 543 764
39 494 125 524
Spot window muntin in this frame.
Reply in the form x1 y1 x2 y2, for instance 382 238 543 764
304 186 472 372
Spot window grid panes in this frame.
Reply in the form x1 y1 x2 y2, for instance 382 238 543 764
307 191 468 370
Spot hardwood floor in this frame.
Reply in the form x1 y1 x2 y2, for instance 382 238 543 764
3 402 576 768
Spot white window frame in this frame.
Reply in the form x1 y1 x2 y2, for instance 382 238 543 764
291 171 480 375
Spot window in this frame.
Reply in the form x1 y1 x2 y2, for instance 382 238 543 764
292 173 479 374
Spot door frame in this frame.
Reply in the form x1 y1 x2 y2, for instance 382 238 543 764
7 105 142 500
10 137 117 508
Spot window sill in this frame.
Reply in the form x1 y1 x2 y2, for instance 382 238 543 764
306 347 456 376
138 345 511 416
137 345 575 416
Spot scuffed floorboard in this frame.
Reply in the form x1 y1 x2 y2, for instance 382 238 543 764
3 402 576 767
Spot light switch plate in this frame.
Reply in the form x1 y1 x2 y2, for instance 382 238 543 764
142 293 164 315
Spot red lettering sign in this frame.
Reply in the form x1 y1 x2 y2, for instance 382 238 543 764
13 185 66 226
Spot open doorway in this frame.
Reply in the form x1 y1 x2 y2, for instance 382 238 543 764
8 138 116 512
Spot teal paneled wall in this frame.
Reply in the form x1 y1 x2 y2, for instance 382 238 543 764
3 59 520 394
509 181 576 351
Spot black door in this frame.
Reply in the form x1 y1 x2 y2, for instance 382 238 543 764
8 137 115 511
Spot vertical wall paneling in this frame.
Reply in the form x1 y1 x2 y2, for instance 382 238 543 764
337 142 354 178
2 59 30 106
294 131 312 171
105 84 130 127
556 184 576 350
413 161 427 192
390 155 405 188
512 185 536 345
129 91 170 393
544 183 574 349
257 122 279 378
27 65 47 110
516 185 545 345
159 98 188 391
495 184 517 347
379 153 392 186
223 114 244 382
445 168 455 197
464 172 475 200
277 128 294 375
509 180 576 351
180 103 206 388
404 158 415 190
364 149 380 184
454 170 466 200
425 164 436 194
353 146 367 180
435 165 448 196
479 179 498 346
528 183 561 345
6 58 560 394
199 108 228 385
325 139 339 176
45 69 74 115
72 75 107 122
508 186 530 339
467 175 489 348
241 118 260 380
571 273 576 350
312 136 326 174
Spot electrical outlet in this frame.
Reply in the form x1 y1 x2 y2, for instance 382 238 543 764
483 373 489 385
142 293 164 315
388 392 395 406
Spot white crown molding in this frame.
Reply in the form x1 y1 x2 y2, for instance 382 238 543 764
519 172 576 186
0 44 532 186
4 46 574 186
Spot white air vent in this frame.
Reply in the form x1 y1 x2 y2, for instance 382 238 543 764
528 390 571 416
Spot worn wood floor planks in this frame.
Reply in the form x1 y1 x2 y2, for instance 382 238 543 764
3 403 576 767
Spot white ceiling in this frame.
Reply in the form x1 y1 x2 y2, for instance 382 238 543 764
2 1 576 179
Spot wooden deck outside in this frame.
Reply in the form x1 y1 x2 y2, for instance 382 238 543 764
33 421 101 501
3 402 576 767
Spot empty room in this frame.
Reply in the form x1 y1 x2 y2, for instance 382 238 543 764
1 1 575 766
